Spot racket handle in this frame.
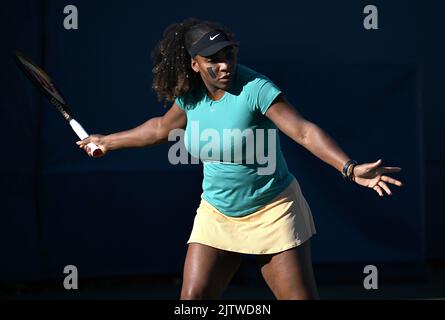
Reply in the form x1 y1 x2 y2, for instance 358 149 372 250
86 142 103 157
69 119 103 157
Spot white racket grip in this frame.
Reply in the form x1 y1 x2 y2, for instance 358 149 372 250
69 119 89 139
69 119 100 155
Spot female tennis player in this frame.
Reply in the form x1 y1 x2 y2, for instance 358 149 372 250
77 18 403 300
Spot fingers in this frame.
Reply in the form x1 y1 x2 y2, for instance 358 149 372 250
363 159 382 170
373 183 391 197
369 159 382 169
76 140 91 156
76 140 106 158
374 177 403 197
76 139 90 149
76 139 94 157
378 181 392 196
381 175 403 187
76 144 90 156
362 160 403 197
373 185 384 197
382 166 402 173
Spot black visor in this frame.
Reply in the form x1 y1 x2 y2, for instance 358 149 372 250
188 30 239 58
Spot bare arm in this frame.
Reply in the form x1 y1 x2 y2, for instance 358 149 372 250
265 94 403 196
266 95 349 173
77 102 186 153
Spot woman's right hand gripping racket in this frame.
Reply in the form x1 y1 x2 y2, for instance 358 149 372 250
76 134 108 157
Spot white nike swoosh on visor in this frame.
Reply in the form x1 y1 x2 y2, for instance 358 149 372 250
210 34 221 40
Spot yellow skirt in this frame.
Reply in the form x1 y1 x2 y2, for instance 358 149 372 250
187 179 317 254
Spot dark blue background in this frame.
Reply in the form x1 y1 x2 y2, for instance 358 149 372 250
0 0 442 285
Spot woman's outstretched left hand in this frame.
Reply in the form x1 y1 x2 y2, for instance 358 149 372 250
353 159 403 197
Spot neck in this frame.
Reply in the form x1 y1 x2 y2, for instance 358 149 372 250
205 84 225 101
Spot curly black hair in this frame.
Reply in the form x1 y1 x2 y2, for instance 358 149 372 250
151 18 237 107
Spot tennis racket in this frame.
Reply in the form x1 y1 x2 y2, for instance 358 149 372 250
15 52 102 157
